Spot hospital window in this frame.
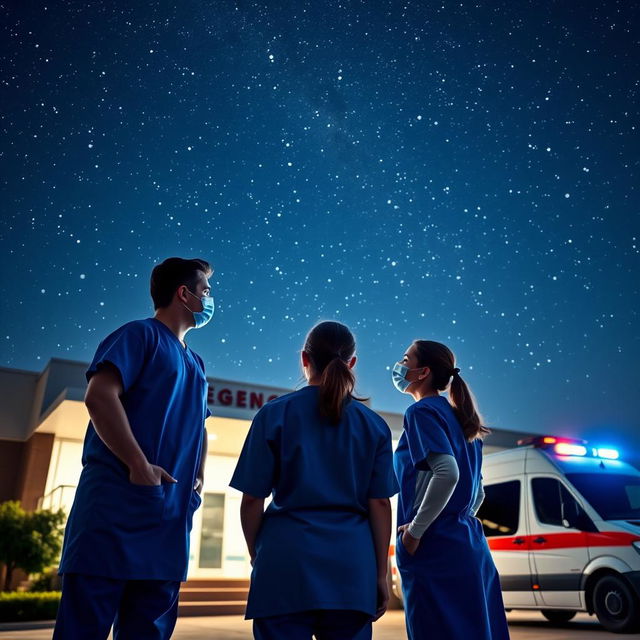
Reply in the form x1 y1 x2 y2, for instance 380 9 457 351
198 493 225 569
476 480 520 537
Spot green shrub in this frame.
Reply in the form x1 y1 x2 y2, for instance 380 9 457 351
0 501 65 591
0 591 60 622
28 567 62 592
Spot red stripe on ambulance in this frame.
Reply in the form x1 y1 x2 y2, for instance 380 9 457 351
487 531 640 551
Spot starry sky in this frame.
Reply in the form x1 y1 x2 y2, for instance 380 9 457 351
1 1 639 453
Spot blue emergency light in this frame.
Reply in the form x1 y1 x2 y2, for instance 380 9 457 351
517 436 620 460
593 447 620 460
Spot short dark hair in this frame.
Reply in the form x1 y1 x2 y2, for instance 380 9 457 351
150 257 212 309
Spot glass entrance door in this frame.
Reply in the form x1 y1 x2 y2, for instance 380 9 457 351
198 493 225 569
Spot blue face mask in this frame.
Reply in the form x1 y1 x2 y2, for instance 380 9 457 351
391 362 413 393
185 290 215 328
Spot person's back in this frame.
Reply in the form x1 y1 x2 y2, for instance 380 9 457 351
230 321 398 640
258 387 390 516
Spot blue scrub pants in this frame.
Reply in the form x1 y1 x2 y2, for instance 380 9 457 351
52 573 180 640
253 610 372 640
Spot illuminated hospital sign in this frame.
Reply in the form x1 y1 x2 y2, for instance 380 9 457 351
206 378 284 420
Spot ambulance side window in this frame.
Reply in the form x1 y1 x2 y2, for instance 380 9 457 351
476 481 520 537
531 477 595 531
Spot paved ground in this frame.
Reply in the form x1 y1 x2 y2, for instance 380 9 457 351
0 610 616 640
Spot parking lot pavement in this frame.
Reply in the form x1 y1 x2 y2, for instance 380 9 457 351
506 611 615 639
0 610 616 639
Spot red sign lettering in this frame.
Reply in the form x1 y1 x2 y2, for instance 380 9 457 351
250 392 264 409
206 386 279 411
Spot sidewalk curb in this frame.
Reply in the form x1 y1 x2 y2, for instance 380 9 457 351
0 620 55 632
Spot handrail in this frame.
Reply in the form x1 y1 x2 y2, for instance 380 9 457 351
37 484 77 512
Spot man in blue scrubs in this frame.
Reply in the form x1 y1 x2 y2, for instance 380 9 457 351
53 257 215 640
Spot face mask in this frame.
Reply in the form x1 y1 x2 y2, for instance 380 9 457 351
391 362 413 393
185 290 215 328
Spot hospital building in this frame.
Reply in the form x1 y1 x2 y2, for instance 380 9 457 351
0 358 528 614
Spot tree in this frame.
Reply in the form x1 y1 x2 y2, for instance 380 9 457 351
0 501 65 592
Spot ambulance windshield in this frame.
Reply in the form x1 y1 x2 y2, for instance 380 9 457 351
567 473 640 521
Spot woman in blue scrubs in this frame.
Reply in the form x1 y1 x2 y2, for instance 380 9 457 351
230 321 398 640
392 340 510 640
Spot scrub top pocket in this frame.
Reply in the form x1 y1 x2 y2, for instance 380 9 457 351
94 480 165 533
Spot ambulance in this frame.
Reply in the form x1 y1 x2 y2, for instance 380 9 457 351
388 436 640 633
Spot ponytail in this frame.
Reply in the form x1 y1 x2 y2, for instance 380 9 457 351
303 321 366 425
412 340 490 442
448 373 490 442
318 357 356 424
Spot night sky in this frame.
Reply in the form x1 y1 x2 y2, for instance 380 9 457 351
1 2 639 453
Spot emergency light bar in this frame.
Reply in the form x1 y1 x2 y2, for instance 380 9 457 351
517 436 620 460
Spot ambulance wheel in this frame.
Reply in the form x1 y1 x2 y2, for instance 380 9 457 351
592 574 640 633
541 609 576 624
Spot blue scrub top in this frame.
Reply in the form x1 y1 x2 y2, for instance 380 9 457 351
230 385 398 619
59 317 209 581
394 395 482 529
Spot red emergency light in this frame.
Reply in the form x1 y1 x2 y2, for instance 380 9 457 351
517 435 588 448
518 435 589 456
